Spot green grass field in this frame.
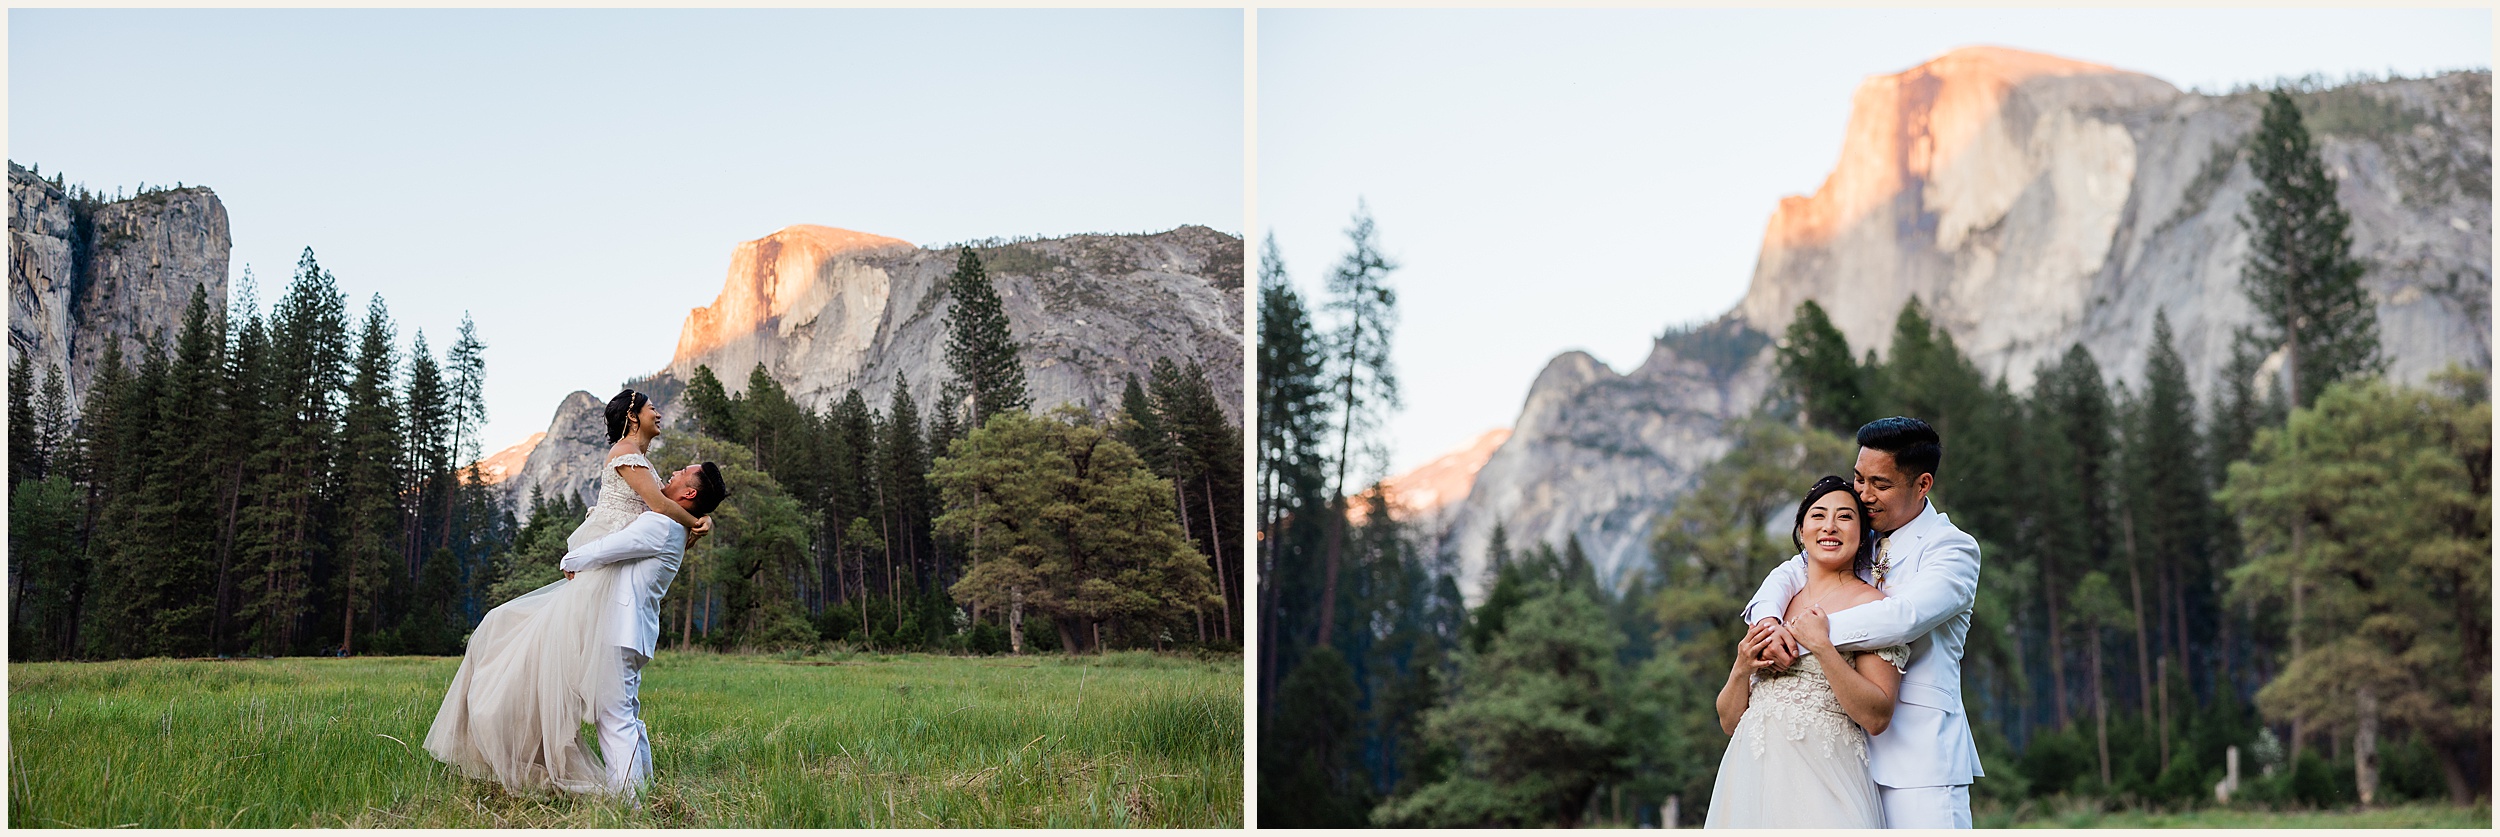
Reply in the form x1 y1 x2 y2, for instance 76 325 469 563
1983 799 2490 829
9 649 1242 828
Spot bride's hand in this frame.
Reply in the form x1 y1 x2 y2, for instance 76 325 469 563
1791 605 1834 655
1732 623 1777 678
691 516 714 538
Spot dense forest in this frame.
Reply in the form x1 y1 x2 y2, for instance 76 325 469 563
1257 90 2490 826
10 246 1242 660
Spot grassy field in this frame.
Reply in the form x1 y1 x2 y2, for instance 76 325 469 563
9 649 1242 828
1982 799 2490 829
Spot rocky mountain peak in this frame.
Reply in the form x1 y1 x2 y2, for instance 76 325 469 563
666 224 915 382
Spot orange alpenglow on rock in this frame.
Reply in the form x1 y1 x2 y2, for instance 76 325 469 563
1763 46 2134 250
667 225 913 378
472 432 545 487
1356 427 1512 523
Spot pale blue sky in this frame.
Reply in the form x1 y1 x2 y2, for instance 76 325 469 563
1259 8 2491 477
11 8 1243 455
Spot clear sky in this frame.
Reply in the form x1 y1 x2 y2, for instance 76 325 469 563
1259 7 2491 478
11 8 1243 456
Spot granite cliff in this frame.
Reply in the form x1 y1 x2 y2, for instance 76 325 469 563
1447 48 2492 597
9 162 231 408
498 224 1244 515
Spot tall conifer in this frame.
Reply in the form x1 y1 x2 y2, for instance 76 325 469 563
944 248 1029 425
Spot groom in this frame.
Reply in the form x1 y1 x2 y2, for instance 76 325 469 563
1743 417 1983 828
559 460 729 796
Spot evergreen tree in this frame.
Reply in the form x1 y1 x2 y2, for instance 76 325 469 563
2218 370 2490 803
879 373 930 618
10 352 37 486
240 248 352 655
1261 646 1373 825
36 360 70 477
683 364 745 443
1775 300 1867 435
2239 88 2381 410
2029 344 2118 728
935 409 1219 653
1378 581 1625 827
1318 202 1402 646
336 294 403 654
943 248 1029 424
1256 234 1336 701
212 277 272 655
403 332 450 575
90 333 172 659
137 286 227 656
2123 312 2213 701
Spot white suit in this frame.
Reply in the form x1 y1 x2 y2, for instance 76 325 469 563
1742 499 1984 828
559 509 687 794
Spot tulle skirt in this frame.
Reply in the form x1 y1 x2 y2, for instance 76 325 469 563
422 510 641 795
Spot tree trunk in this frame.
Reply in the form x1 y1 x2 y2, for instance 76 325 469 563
2354 684 2379 806
1009 585 1024 655
1204 474 1231 641
2157 655 2173 772
2125 510 2153 722
2437 740 2474 805
2047 576 2070 729
2094 633 2111 787
1055 618 1080 656
1317 511 1345 646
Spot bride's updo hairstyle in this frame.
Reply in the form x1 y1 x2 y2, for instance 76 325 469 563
605 389 651 444
1791 475 1877 578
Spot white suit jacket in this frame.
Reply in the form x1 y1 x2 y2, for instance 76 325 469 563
559 510 685 658
1741 499 1984 788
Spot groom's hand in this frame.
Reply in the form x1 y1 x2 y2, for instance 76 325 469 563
1753 617 1800 670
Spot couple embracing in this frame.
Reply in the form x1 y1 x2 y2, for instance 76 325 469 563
1704 417 1983 829
422 389 730 799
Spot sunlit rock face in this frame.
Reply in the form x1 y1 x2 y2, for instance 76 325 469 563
502 224 1245 518
9 162 231 409
1454 49 2490 597
1740 46 2488 401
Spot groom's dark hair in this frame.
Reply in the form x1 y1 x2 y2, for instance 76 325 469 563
690 462 729 516
1857 416 1942 478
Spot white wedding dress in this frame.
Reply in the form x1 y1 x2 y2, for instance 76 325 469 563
1703 640 1911 828
423 453 656 795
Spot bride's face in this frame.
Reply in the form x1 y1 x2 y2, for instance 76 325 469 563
637 402 662 436
1798 491 1863 569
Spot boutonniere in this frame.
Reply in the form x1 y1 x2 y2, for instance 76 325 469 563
1871 538 1892 587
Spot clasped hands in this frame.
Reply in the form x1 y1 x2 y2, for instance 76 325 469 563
1744 608 1836 673
564 515 712 581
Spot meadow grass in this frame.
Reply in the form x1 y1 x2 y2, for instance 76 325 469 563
9 649 1242 827
1982 797 2490 829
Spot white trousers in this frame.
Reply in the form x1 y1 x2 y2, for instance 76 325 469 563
596 647 652 795
1879 783 1971 829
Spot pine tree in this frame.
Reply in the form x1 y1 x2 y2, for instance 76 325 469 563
403 331 450 572
1318 202 1401 646
90 332 172 658
137 286 227 656
943 248 1029 425
1257 233 1340 706
336 294 404 655
212 275 271 656
36 360 70 477
2240 89 2382 410
10 352 37 487
2124 312 2211 705
1775 300 1866 435
683 364 745 446
879 374 929 617
240 248 352 655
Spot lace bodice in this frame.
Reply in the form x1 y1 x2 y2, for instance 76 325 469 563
592 453 654 518
1740 645 1912 762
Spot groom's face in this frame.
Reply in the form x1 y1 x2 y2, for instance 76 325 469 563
661 464 701 506
1853 447 1932 534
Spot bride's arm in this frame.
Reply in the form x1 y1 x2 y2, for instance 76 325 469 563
617 461 703 529
1716 623 1776 735
1792 602 1903 736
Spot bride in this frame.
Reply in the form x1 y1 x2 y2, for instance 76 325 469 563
1704 476 1908 828
423 389 711 795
